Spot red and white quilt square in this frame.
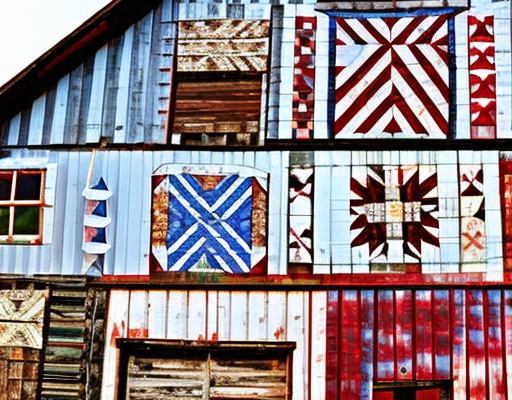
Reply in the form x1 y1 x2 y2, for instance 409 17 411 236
335 16 450 138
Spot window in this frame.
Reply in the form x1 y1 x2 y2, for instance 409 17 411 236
116 340 295 400
0 170 45 244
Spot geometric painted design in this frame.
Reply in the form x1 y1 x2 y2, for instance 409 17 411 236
0 290 46 349
177 20 269 72
289 166 313 263
82 177 112 276
460 165 486 265
151 165 268 273
468 15 496 139
350 165 439 267
499 153 512 271
293 17 316 139
334 15 450 138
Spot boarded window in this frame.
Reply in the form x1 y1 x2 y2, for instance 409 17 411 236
117 340 295 400
172 19 269 146
0 170 45 244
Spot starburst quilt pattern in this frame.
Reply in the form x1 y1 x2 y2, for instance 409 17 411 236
350 165 440 267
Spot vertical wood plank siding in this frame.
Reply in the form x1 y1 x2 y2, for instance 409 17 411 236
0 0 172 147
102 288 512 400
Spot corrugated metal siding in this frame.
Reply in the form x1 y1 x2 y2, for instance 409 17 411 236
102 289 324 400
0 150 289 276
1 0 172 147
102 287 512 400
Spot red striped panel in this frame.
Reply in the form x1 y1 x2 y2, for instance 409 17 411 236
326 291 339 399
415 290 433 380
499 155 512 272
377 291 395 380
468 15 496 139
360 291 374 400
487 290 506 400
395 290 413 380
452 290 466 400
340 291 360 400
293 16 316 139
467 290 486 400
433 290 450 379
334 16 449 138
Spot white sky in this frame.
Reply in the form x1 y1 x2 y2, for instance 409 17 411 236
0 0 112 86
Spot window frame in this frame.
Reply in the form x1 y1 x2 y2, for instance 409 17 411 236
0 169 46 244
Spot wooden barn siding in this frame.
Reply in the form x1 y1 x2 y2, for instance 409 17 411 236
101 289 326 400
0 0 172 147
0 150 289 276
101 288 512 400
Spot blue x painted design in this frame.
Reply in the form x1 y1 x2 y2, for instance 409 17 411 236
166 174 253 273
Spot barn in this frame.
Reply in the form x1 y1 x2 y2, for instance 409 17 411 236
0 0 511 399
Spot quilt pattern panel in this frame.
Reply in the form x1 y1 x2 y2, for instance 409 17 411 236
334 15 451 138
152 166 268 273
350 165 440 269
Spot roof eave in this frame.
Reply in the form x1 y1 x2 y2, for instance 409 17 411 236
0 0 163 125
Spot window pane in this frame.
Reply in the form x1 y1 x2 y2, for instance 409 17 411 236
15 173 42 201
13 207 39 235
0 207 9 235
0 173 13 201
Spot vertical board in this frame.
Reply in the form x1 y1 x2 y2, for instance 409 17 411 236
340 290 360 399
467 290 486 400
433 290 451 379
377 290 394 381
102 290 129 400
396 290 413 380
415 290 433 380
452 289 467 400
360 291 374 400
311 291 327 400
326 291 339 400
487 290 506 400
128 290 148 338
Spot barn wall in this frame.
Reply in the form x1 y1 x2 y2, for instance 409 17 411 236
1 0 510 146
101 287 512 400
1 149 512 278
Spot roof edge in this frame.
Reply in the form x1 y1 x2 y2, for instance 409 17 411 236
0 0 163 125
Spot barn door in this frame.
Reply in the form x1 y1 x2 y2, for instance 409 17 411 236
118 340 295 400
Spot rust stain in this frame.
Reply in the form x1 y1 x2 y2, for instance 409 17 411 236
273 326 285 340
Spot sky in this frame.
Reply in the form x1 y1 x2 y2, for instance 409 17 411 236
0 0 112 86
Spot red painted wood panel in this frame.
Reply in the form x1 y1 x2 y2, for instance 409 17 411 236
467 290 486 400
433 290 450 379
360 291 374 400
340 290 360 400
415 290 433 380
395 290 413 380
487 290 506 400
326 290 339 399
452 290 467 400
377 290 395 381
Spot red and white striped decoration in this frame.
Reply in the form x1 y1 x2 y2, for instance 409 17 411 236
334 16 450 138
468 15 497 139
